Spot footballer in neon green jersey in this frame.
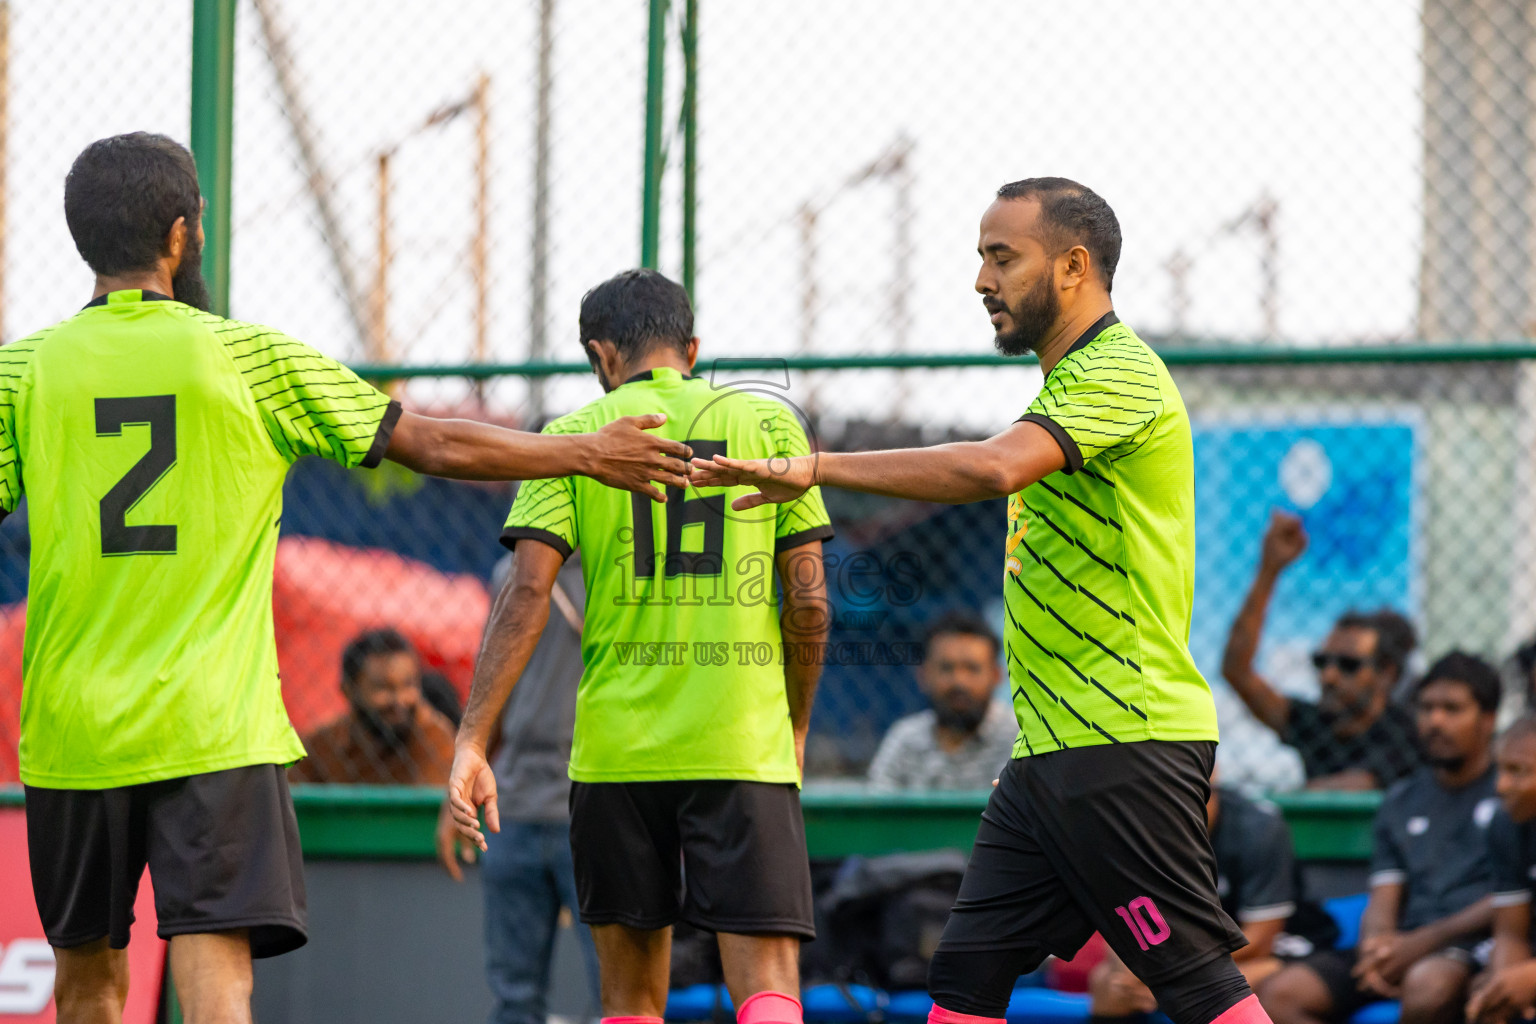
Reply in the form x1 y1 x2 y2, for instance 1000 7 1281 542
689 179 1257 1023
450 269 832 1018
17 133 689 1002
501 364 831 784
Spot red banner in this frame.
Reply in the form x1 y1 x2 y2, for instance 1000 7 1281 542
0 807 165 1022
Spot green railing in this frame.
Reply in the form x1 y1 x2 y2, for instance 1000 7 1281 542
0 784 1382 861
343 342 1536 381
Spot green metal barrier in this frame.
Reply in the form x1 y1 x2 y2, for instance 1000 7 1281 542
0 785 1381 861
343 342 1536 382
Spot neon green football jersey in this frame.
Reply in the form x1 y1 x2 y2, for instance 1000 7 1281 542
502 366 833 784
1005 313 1216 756
1 290 399 788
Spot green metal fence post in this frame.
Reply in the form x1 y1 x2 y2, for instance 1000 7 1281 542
640 0 669 269
190 0 236 316
681 0 697 298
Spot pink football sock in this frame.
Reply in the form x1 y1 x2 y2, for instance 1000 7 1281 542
601 1017 663 1024
738 991 804 1024
1211 995 1272 1024
928 1004 1006 1024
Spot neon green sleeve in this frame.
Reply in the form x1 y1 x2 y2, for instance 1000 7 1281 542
1020 339 1163 471
0 336 39 516
499 415 583 559
218 319 399 467
760 401 833 550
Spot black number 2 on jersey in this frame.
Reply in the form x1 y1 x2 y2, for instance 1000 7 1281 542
96 395 178 556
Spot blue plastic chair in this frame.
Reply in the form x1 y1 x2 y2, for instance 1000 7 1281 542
1348 1002 1401 1024
1323 893 1371 950
665 983 728 1021
801 984 883 1023
1003 988 1092 1024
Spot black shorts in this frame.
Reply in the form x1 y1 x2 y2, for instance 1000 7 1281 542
1297 943 1488 1020
936 740 1246 986
25 763 306 958
569 779 815 939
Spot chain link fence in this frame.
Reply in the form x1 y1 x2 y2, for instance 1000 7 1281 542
1 0 1534 792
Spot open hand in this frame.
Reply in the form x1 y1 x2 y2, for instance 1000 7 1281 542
688 453 814 510
589 415 693 501
446 744 500 852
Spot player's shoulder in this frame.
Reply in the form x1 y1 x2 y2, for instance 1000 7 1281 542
1066 321 1160 378
539 404 598 437
172 307 302 349
0 328 48 369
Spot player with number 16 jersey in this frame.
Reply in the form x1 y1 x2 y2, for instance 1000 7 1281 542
450 269 832 1024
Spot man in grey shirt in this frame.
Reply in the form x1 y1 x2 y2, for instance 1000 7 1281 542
867 611 1018 791
439 554 598 1024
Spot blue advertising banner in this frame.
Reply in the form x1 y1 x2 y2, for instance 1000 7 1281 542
1191 414 1421 789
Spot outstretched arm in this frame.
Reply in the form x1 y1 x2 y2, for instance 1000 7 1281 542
690 420 1067 510
387 410 692 501
447 539 565 850
1220 511 1307 732
777 543 830 780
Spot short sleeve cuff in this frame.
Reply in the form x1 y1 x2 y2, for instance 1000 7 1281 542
1016 413 1083 474
500 526 574 560
1492 890 1533 908
360 400 404 469
1369 870 1407 888
1238 902 1296 924
776 524 834 552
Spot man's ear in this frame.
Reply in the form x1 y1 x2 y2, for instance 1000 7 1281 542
1061 245 1091 289
685 336 700 372
587 339 619 378
164 216 188 264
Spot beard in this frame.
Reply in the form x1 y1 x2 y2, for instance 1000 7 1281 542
171 232 212 312
992 270 1061 357
932 692 991 735
354 703 417 748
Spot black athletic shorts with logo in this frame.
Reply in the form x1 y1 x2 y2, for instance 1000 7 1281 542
936 740 1246 986
25 763 307 958
569 779 815 939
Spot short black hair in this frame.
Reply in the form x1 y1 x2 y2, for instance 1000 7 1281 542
578 268 693 360
1416 650 1501 713
64 133 202 276
1503 714 1536 747
1335 608 1417 680
923 610 1001 662
995 177 1122 291
341 628 417 686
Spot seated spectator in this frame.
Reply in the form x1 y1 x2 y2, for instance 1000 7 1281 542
867 611 1016 790
1089 779 1339 1018
1223 511 1420 790
1467 716 1536 1023
290 628 455 785
1260 653 1502 1024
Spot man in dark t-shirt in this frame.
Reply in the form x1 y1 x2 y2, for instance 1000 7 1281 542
1090 785 1339 1019
1222 511 1420 789
1468 716 1536 1023
1261 654 1501 1024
